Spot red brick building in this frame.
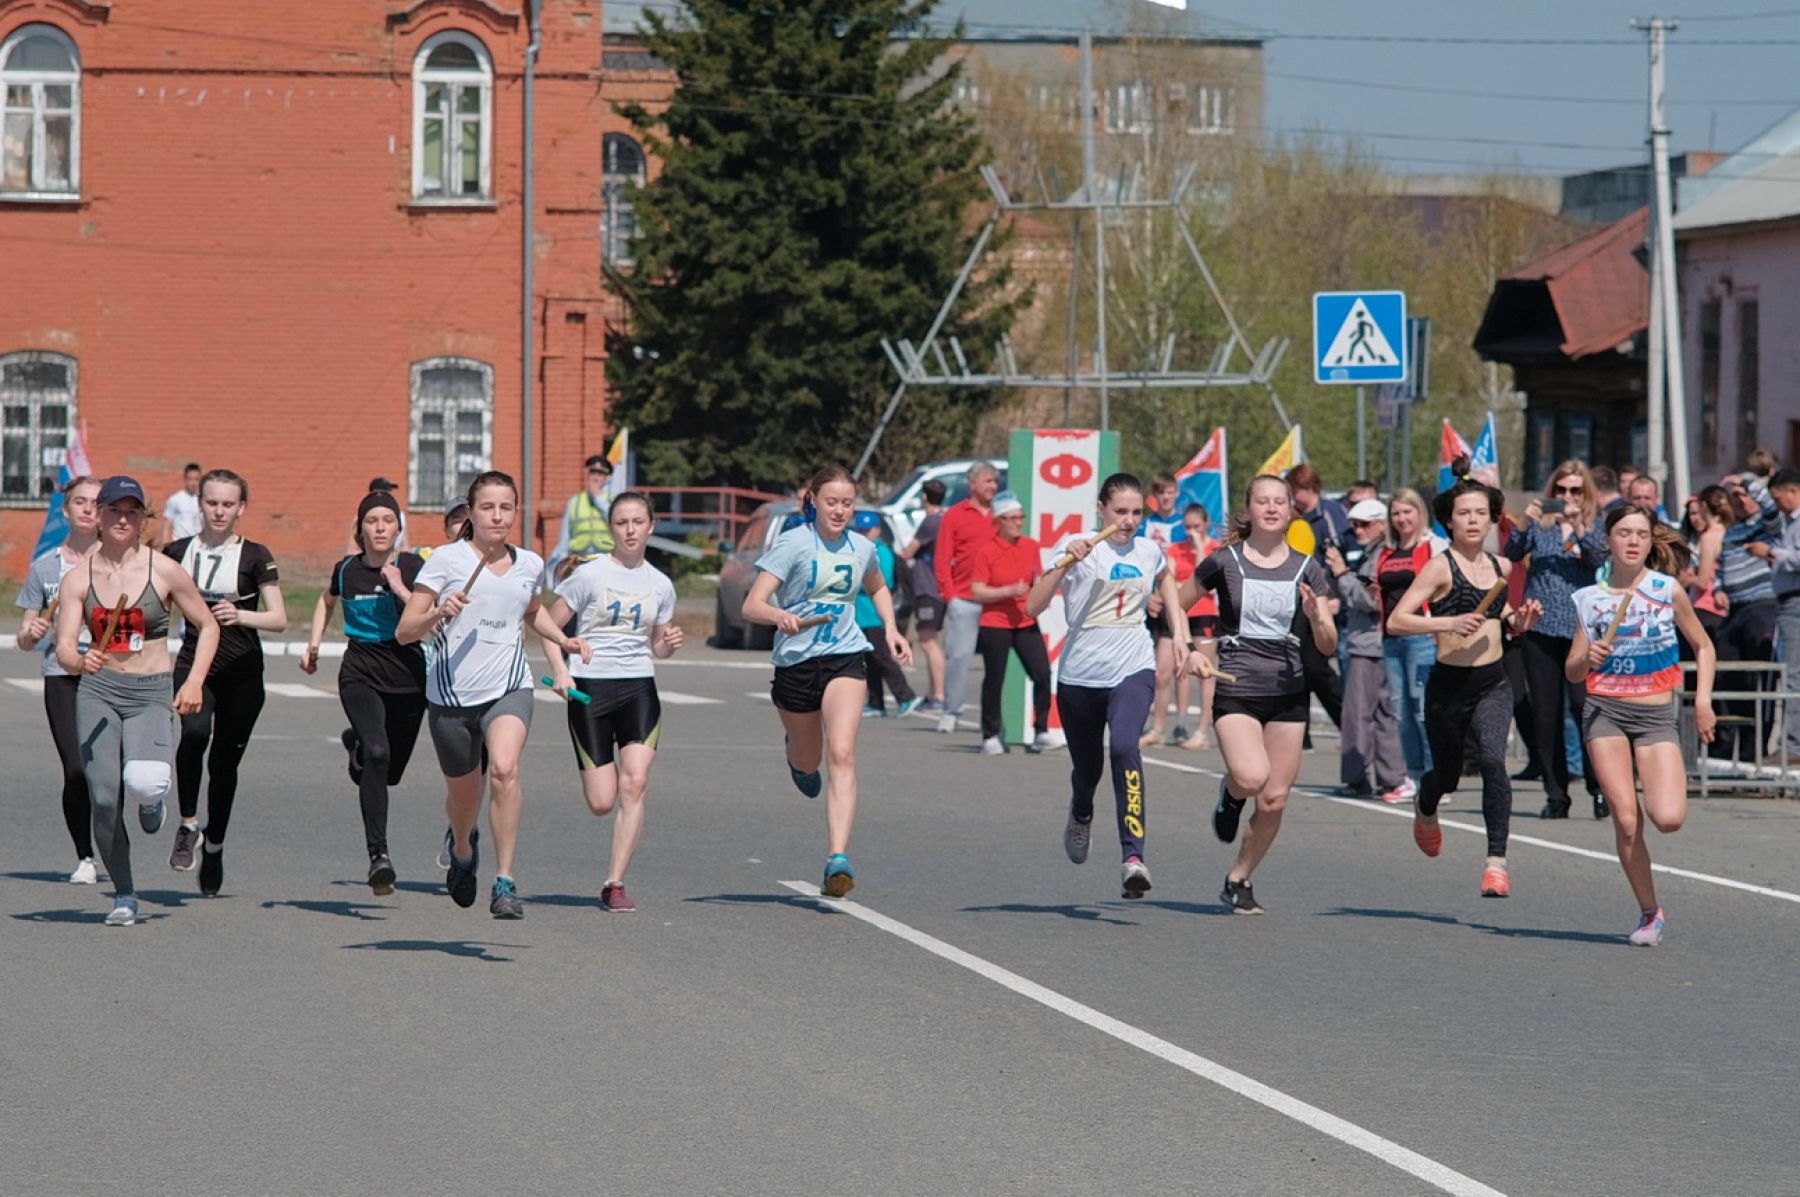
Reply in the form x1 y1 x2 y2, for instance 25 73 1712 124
0 0 670 577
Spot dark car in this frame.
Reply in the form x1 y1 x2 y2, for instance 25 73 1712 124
713 501 899 650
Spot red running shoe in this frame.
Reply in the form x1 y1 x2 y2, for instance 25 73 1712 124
1480 865 1510 898
1412 809 1443 858
600 881 636 913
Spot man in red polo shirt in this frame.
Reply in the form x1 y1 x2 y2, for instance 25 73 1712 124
933 462 1000 734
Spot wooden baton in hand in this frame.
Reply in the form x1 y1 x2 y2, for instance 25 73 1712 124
795 613 833 630
1603 592 1632 644
97 594 128 653
1053 522 1123 571
460 542 502 597
1473 580 1507 617
41 594 59 626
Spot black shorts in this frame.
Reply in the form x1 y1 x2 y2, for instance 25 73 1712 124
1191 614 1220 639
771 652 866 714
913 596 945 631
568 677 662 769
1212 689 1310 725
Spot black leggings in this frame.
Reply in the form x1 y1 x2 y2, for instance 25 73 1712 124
43 675 93 858
1418 660 1513 857
863 626 916 709
977 624 1052 739
1519 631 1592 806
340 683 428 859
1059 669 1155 861
174 658 267 847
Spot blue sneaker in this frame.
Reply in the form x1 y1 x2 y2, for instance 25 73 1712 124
919 698 944 713
489 875 524 920
861 705 885 719
445 828 480 908
785 736 822 799
821 853 855 898
895 697 923 718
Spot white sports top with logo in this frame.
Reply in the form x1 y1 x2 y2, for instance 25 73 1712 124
415 539 545 706
1054 534 1164 688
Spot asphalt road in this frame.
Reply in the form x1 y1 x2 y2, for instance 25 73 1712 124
2 644 1797 1196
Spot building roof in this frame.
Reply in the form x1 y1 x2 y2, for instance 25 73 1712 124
605 0 1264 42
1673 107 1800 235
1474 209 1647 365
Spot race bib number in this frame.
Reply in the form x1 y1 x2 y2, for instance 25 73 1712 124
182 539 245 602
592 588 653 639
89 606 146 653
1084 577 1147 629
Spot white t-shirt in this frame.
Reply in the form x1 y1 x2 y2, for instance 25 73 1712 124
163 490 202 541
414 539 545 706
1054 534 1164 688
555 555 677 680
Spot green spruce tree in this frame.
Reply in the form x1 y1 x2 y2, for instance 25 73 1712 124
607 0 1017 487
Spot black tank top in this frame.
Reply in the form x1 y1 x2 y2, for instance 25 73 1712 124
1439 552 1504 621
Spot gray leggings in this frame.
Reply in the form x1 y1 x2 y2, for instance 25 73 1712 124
77 670 175 897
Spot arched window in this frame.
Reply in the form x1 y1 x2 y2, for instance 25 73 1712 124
1 25 80 196
412 32 491 201
409 357 492 509
1 350 76 505
602 133 646 265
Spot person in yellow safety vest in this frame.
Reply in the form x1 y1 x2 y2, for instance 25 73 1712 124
550 454 615 567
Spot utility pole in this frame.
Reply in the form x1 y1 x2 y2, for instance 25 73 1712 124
1635 16 1690 505
1080 29 1109 432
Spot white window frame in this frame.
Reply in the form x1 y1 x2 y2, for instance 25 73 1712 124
1105 82 1150 135
0 350 77 508
408 357 493 511
1187 85 1234 135
602 132 646 267
1 24 80 199
411 31 492 203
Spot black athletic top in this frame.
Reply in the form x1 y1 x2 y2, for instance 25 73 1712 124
1193 545 1333 697
165 536 279 673
330 552 427 695
1438 552 1504 622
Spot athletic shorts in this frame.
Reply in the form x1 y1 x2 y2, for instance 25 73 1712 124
428 688 534 776
1582 692 1679 749
1146 612 1172 639
771 652 866 714
1191 614 1220 639
568 677 662 769
1212 689 1309 725
912 596 945 631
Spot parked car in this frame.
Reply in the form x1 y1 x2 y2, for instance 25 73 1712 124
713 500 900 650
877 457 1008 548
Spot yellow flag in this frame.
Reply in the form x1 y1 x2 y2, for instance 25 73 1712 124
604 428 629 500
1256 425 1303 477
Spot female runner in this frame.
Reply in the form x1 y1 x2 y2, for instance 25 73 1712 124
1373 488 1438 801
1181 474 1336 915
1388 466 1542 897
1169 502 1221 751
398 471 589 919
300 491 427 895
162 469 286 896
741 464 910 898
1027 473 1187 900
16 475 101 883
1567 506 1716 946
542 492 682 912
55 476 218 926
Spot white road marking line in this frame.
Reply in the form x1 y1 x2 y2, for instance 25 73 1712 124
1139 751 1800 907
659 657 771 671
265 682 330 699
777 880 1505 1197
658 690 721 705
6 677 45 693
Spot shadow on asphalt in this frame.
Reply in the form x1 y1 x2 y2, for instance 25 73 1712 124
1323 907 1625 945
12 907 166 925
1 870 77 885
961 902 1139 926
528 893 605 910
342 939 519 963
683 892 844 915
261 898 388 921
330 878 441 896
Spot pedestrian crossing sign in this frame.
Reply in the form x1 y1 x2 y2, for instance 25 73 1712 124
1313 291 1407 384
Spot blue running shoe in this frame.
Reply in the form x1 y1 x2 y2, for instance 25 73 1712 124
821 853 855 898
445 828 480 908
895 697 923 718
489 875 524 920
785 736 822 799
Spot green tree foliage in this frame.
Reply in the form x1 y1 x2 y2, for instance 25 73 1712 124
607 0 1019 488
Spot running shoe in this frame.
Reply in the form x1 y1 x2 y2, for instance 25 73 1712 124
104 895 140 927
1138 728 1164 748
1592 791 1611 821
935 713 957 734
1063 811 1091 864
1339 781 1375 799
861 705 885 719
919 698 944 713
438 826 453 869
1121 856 1152 899
1033 729 1066 752
138 798 165 835
1171 725 1190 744
600 881 636 913
979 736 1005 755
895 697 923 718
1628 907 1667 947
1380 778 1418 805
1212 779 1247 843
821 853 855 898
1412 805 1443 858
489 876 525 920
784 736 823 799
169 824 201 872
199 843 223 896
1220 875 1263 915
69 858 98 885
445 830 480 908
1539 801 1571 820
341 727 363 785
1480 864 1511 898
367 854 397 896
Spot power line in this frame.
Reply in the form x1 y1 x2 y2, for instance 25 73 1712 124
1679 6 1800 20
1263 68 1796 109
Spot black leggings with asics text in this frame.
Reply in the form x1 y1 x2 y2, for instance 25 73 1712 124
1418 660 1513 858
1058 669 1155 862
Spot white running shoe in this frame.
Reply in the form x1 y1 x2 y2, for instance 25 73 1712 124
1063 812 1091 864
1121 857 1152 899
935 713 957 734
104 895 139 926
69 858 98 885
979 736 1005 755
1034 729 1066 751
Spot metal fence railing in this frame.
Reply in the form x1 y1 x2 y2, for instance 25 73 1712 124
1677 661 1800 797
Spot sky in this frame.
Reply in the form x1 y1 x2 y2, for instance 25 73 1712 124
608 0 1800 177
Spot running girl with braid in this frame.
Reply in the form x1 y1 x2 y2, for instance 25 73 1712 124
1387 462 1543 898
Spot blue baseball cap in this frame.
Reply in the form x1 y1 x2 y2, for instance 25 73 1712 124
852 509 882 531
96 476 147 507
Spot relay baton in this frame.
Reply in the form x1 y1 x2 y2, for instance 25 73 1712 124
540 676 591 704
460 542 502 597
1473 580 1507 617
97 595 129 653
1602 593 1632 644
795 613 834 630
1053 523 1123 571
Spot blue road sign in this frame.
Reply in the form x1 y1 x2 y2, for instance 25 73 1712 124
1313 291 1407 385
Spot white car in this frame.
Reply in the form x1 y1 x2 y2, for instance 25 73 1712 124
877 457 1009 547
